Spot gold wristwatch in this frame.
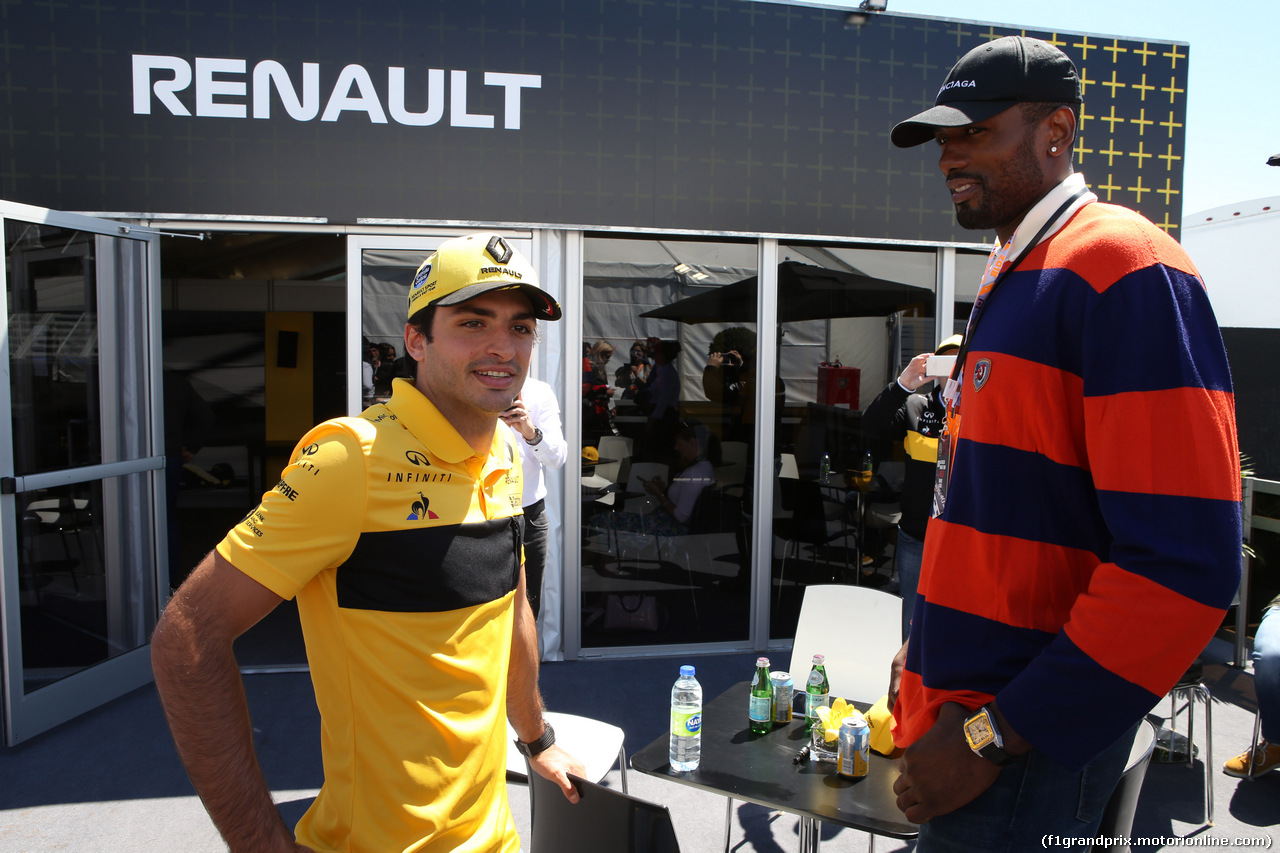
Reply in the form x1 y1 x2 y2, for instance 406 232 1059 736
963 705 1016 766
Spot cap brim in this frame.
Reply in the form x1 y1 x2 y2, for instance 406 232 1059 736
434 281 563 321
890 100 1019 148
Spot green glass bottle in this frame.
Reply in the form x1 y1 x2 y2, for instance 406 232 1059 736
749 656 773 734
804 653 830 733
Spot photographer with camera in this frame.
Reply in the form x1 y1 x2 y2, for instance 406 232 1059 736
701 326 754 410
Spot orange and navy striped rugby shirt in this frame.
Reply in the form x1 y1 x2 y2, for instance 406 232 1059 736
895 200 1241 770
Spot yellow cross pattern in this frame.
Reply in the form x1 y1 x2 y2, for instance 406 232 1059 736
1100 105 1125 132
1065 31 1188 230
1073 35 1098 59
1128 141 1152 169
1132 74 1155 102
1131 108 1153 136
1078 68 1097 98
1127 175 1150 202
1096 174 1122 202
1102 70 1126 97
1133 43 1158 66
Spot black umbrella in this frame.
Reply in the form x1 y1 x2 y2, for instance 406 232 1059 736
639 261 932 324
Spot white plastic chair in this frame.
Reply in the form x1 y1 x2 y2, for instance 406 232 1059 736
778 452 799 480
506 710 628 791
716 440 750 489
596 435 634 484
789 583 904 704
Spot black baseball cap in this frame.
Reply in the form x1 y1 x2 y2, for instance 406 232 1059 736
891 36 1082 149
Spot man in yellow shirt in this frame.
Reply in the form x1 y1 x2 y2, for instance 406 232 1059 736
152 233 585 853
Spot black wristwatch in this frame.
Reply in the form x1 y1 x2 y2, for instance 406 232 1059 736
514 722 556 758
525 426 544 446
962 705 1016 766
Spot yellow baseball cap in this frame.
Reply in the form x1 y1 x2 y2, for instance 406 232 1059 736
407 233 562 322
935 333 964 354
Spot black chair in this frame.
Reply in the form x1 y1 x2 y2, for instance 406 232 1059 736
1090 719 1158 853
773 478 850 604
528 769 681 853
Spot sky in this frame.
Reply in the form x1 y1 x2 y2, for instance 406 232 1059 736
819 0 1279 217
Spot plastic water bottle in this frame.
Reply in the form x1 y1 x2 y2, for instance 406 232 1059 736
820 452 831 485
669 665 703 771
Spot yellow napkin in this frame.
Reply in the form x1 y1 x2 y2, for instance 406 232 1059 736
865 694 898 757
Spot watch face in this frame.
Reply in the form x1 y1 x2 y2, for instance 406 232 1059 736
964 713 994 749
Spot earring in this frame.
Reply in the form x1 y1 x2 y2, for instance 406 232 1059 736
1050 146 1058 153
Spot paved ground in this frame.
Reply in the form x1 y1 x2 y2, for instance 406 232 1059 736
1 637 1277 852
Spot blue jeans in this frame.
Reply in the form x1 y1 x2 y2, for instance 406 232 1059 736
1254 605 1280 742
917 722 1137 852
895 528 924 642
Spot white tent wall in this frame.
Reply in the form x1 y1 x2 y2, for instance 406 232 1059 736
1183 197 1280 330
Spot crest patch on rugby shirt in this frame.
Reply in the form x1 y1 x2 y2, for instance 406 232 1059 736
972 358 992 392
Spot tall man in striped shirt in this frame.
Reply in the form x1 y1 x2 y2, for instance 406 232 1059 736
886 36 1240 851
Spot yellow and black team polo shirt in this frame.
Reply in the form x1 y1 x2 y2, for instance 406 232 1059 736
218 378 525 853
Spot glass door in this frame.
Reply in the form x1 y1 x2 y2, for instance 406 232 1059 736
579 236 759 651
0 201 163 744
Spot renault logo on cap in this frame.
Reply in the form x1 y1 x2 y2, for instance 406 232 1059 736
485 235 513 265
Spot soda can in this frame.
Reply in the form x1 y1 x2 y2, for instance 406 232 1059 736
837 714 870 778
770 672 793 724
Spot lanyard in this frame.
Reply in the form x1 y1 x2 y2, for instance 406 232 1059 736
941 187 1089 417
931 188 1088 520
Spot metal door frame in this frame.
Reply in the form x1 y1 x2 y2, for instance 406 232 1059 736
0 200 164 744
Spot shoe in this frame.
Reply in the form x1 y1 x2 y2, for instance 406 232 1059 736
1223 740 1280 777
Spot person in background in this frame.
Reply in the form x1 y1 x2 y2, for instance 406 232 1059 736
642 339 683 457
596 419 715 539
373 342 398 396
152 233 585 853
361 341 378 404
1223 596 1280 776
701 326 763 441
500 376 568 619
861 333 962 641
583 339 616 444
615 339 651 402
885 36 1240 850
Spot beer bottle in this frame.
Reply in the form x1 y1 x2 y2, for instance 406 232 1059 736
804 654 830 733
749 656 773 734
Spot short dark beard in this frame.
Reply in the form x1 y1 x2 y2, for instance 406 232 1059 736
955 124 1044 232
